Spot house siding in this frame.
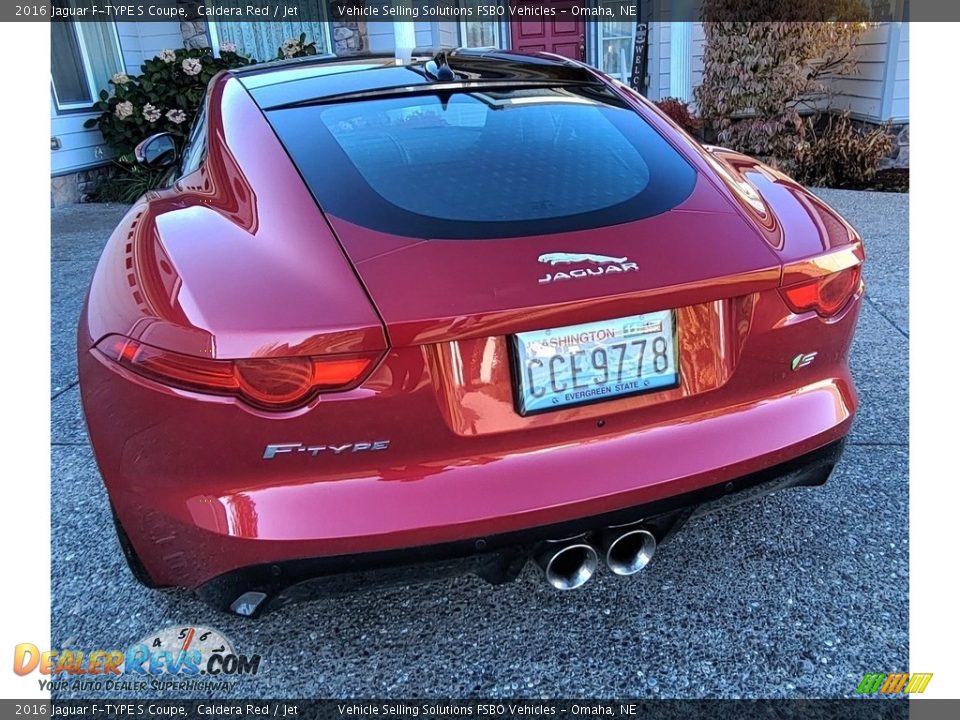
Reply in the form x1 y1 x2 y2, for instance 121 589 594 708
889 22 909 122
825 23 891 121
365 22 396 52
435 20 459 47
414 22 434 47
655 22 670 100
649 22 704 103
354 20 457 55
115 21 185 74
690 23 706 95
50 101 106 178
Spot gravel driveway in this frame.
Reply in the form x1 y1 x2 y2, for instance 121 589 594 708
50 189 908 699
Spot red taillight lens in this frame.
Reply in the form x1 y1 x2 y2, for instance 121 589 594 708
234 357 316 408
780 265 862 318
97 336 377 410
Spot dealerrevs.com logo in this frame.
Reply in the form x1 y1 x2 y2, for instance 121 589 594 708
13 626 261 693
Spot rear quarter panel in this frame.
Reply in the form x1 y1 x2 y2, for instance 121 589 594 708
601 72 863 266
81 74 385 360
701 146 863 264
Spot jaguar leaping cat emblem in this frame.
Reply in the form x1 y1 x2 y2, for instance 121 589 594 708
537 252 638 284
538 252 629 266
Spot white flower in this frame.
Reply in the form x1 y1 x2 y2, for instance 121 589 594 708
143 103 161 123
166 108 186 124
181 58 202 76
220 41 237 54
114 101 134 120
111 72 130 85
158 49 177 64
281 38 301 58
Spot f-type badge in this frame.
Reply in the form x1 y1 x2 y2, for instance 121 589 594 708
537 252 638 284
263 441 390 459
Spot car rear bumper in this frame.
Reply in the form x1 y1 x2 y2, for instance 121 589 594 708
196 439 846 616
79 244 862 594
97 366 854 594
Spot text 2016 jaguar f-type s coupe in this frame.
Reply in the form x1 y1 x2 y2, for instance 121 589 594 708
79 50 863 616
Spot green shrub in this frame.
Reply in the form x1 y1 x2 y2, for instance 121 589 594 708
792 112 894 187
654 97 703 137
277 33 319 60
83 46 255 165
90 165 171 204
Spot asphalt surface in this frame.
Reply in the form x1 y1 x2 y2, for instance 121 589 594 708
50 189 908 699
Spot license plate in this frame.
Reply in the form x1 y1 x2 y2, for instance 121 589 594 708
511 310 679 416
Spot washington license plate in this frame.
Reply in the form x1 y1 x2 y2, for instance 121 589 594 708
512 310 679 416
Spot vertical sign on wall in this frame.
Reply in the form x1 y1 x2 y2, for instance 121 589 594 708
629 0 649 94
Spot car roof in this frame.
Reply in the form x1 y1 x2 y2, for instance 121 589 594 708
232 49 600 110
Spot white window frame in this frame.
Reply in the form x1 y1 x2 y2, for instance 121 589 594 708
319 22 334 56
458 20 502 49
206 21 223 56
457 1 505 49
51 20 123 113
206 16 333 59
592 11 638 85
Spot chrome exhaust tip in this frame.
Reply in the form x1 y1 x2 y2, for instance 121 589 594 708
536 540 599 590
603 528 657 576
229 591 268 617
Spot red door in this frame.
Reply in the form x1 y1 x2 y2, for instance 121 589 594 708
509 0 586 61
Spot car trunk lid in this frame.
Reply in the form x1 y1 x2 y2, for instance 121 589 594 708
325 176 781 347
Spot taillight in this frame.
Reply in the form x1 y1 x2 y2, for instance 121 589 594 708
96 336 378 410
780 264 862 318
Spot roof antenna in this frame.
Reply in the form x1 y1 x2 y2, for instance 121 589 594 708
424 51 455 81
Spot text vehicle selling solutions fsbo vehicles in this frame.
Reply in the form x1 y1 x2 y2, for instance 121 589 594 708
78 49 863 616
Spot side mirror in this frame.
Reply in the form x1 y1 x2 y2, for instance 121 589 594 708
134 133 178 168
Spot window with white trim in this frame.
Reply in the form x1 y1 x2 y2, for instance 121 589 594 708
596 9 637 84
51 2 122 112
207 2 332 60
458 0 503 48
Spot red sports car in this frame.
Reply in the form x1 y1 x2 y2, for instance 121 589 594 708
78 50 862 617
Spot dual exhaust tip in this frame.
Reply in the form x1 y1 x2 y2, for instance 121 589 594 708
536 527 657 591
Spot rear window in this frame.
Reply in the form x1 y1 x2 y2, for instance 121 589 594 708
266 85 697 239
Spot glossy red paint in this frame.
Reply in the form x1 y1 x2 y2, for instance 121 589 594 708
78 55 863 594
83 77 386 361
328 173 782 348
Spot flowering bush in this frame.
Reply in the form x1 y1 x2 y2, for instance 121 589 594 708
181 57 202 76
84 46 254 166
277 33 319 59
